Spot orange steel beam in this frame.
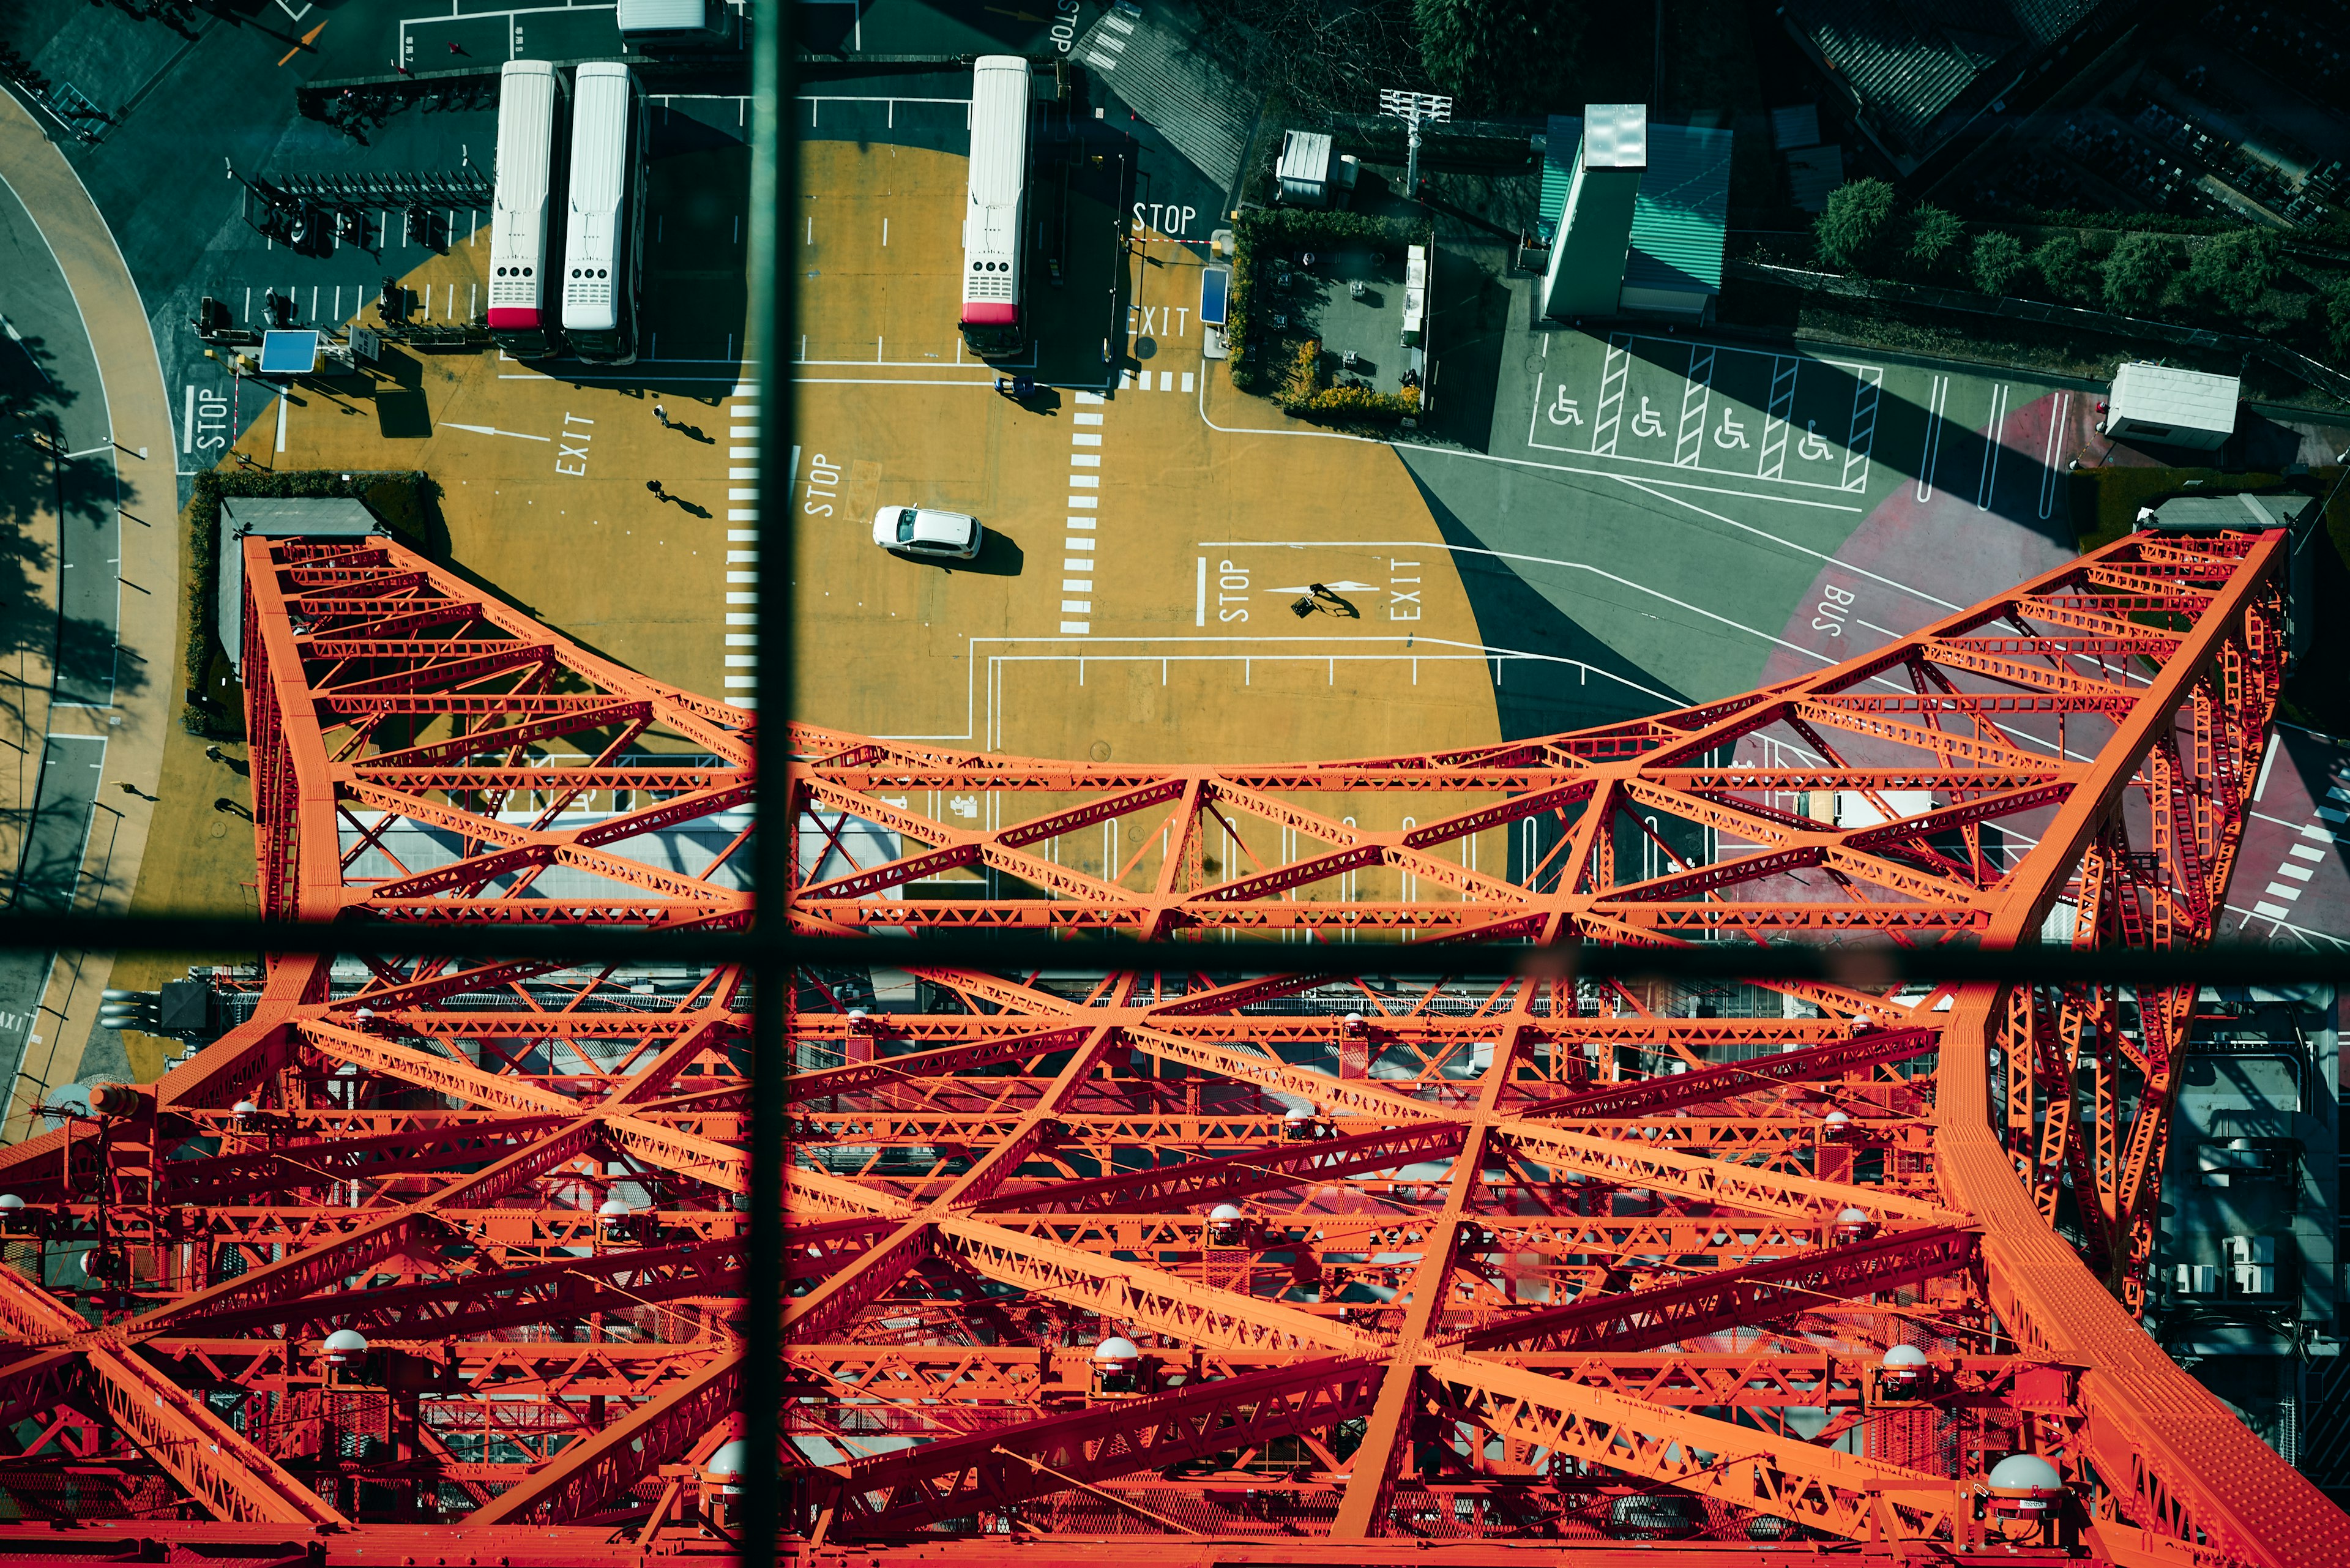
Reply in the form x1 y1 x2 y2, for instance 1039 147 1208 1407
0 536 750 1564
781 529 2350 1568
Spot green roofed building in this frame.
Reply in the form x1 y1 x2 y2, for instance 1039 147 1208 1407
1542 116 1731 321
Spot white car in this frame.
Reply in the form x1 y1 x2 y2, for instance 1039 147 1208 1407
872 506 982 560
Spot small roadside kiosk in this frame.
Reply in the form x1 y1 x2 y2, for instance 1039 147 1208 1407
2100 362 2240 451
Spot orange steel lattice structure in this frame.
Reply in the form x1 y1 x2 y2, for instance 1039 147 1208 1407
783 528 2350 1568
0 536 751 1565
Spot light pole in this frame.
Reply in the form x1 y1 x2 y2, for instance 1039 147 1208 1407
1378 90 1452 205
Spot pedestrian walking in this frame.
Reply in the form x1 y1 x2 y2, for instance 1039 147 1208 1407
653 404 670 428
646 479 666 501
447 40 465 54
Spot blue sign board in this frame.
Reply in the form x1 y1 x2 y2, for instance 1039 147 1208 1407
257 329 320 377
1199 267 1229 328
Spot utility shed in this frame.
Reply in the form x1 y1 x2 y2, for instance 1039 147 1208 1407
1540 115 1728 319
218 497 379 673
2104 361 2239 451
1275 130 1335 206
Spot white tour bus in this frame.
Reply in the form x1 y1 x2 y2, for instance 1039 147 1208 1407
960 56 1031 357
488 59 567 358
562 61 648 365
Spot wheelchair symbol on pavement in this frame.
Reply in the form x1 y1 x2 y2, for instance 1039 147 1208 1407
1548 387 1583 425
1797 419 1834 461
1714 409 1750 449
1629 397 1665 439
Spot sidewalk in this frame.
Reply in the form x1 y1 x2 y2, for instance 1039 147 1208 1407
0 94 179 1135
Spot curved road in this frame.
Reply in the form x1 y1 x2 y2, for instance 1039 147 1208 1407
0 94 177 1135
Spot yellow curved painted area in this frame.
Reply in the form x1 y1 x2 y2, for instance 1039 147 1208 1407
236 137 1504 774
791 140 1501 769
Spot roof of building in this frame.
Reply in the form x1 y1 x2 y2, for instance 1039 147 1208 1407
218 498 381 673
2109 360 2240 434
1583 103 1647 169
1277 130 1333 185
1780 0 2110 158
1541 117 1731 298
1785 143 1846 212
2144 493 2309 532
1770 103 1822 151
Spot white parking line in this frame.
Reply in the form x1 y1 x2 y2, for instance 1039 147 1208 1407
2038 391 2070 520
1975 383 2009 512
1916 375 1949 503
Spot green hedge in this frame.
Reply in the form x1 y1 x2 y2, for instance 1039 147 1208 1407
181 469 437 739
1288 382 1422 420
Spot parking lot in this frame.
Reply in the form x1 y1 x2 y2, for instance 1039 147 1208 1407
1532 334 1884 494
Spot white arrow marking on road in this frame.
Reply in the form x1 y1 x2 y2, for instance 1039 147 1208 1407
438 422 552 442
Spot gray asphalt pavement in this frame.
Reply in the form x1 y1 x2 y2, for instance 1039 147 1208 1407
0 177 122 709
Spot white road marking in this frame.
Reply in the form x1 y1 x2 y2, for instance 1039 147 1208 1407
1916 375 1948 502
438 422 551 442
1975 383 2009 511
1218 537 1837 663
2039 391 2070 520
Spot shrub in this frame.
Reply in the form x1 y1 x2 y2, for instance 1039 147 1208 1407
2182 229 2277 319
1290 383 1422 420
1279 338 1327 406
1814 179 1898 269
1903 203 1964 275
2030 234 2091 302
1970 230 2024 296
2325 275 2350 360
2102 232 2179 316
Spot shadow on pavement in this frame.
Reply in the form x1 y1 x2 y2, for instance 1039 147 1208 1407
938 530 1024 578
1402 463 1687 741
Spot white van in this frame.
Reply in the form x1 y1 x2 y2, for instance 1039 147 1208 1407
617 0 740 52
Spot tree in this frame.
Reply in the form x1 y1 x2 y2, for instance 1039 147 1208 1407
2031 234 2091 302
1904 203 1964 275
2184 230 2277 319
2102 233 2179 316
1196 0 1423 121
1415 0 1588 114
2324 275 2350 360
1814 179 1897 270
1971 230 2024 296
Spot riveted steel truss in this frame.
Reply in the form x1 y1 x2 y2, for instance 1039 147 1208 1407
782 530 2350 1567
0 536 751 1564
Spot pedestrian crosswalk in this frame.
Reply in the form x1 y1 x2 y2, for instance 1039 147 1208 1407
2250 782 2350 923
1061 392 1111 635
723 382 759 707
1122 368 1197 393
